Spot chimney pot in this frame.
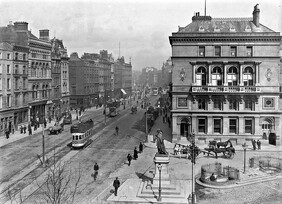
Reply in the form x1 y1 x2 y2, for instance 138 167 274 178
252 4 260 27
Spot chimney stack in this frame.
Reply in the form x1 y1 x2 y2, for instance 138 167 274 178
39 29 49 41
14 22 28 31
252 4 260 27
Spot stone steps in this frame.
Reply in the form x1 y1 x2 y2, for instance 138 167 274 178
137 180 185 198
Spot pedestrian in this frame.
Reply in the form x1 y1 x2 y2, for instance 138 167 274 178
127 153 132 166
28 124 32 135
20 125 23 134
93 162 99 181
168 117 171 128
133 147 138 160
23 125 27 134
252 139 256 150
113 177 120 196
44 119 47 128
11 126 14 134
257 140 261 150
5 129 9 139
139 142 143 153
115 126 119 136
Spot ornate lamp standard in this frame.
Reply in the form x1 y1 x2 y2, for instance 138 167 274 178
157 163 162 202
242 143 248 173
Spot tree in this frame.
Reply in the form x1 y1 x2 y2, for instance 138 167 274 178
36 150 81 204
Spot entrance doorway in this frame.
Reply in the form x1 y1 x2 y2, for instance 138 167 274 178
180 118 190 138
269 133 276 145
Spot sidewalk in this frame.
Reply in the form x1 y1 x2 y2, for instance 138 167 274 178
0 106 104 148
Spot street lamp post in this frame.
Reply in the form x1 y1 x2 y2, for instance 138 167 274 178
157 163 162 202
242 143 248 173
190 129 196 204
42 123 46 167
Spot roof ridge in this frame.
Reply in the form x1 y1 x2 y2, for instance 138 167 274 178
213 17 253 21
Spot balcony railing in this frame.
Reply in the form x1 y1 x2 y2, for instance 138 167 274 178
192 86 261 93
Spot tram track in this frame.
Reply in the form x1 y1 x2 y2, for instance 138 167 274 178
0 103 137 203
0 108 123 203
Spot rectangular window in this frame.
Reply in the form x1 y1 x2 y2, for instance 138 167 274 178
198 118 206 133
198 98 206 110
0 78 2 90
0 64 2 73
229 119 237 134
23 54 26 61
229 99 237 110
32 53 36 58
0 95 2 108
15 65 19 74
231 46 237 56
7 95 11 107
7 53 10 59
15 53 18 60
215 46 221 56
199 46 205 57
246 47 253 56
7 65 10 74
214 118 222 133
7 78 11 89
245 118 253 134
214 99 222 110
245 99 253 110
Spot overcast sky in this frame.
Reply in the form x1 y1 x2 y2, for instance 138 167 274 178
1 0 281 70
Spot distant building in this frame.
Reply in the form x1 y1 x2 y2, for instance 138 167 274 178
50 37 70 118
0 21 52 135
140 67 158 89
169 4 282 145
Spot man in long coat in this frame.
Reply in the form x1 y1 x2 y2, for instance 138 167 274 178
113 177 120 196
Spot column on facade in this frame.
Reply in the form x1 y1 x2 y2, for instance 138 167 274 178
207 116 213 135
223 117 229 135
238 116 244 135
223 62 228 86
255 62 260 85
208 62 212 85
239 62 244 86
190 62 196 85
172 115 178 142
192 116 197 134
254 116 260 135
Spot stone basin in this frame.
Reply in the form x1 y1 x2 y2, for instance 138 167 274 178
216 177 229 183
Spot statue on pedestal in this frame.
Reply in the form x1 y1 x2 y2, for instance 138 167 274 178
156 130 167 155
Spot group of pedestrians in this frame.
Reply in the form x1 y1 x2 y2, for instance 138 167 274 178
127 142 144 166
92 141 144 197
251 139 261 150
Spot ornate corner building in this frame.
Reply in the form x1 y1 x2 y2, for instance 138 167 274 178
169 5 282 145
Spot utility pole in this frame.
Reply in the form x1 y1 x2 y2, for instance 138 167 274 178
42 123 45 167
104 90 107 125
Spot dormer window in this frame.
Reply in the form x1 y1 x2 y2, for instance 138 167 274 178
245 25 251 32
214 26 220 32
246 47 253 56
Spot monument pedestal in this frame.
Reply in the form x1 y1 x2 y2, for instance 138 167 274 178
137 153 189 202
153 153 170 185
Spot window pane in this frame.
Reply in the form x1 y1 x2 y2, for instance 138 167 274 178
214 119 221 133
245 119 253 133
229 119 237 133
198 119 206 133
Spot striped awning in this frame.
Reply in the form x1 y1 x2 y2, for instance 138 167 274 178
121 89 127 95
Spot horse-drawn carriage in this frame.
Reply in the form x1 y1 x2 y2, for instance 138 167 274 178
202 139 235 159
131 106 137 114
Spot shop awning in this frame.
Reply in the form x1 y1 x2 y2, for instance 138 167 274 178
121 89 127 95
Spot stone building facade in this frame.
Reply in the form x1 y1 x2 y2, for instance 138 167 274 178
50 37 70 119
169 5 282 145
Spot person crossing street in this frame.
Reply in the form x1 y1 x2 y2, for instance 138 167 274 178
93 162 99 181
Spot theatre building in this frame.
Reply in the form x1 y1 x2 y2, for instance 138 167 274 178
169 5 282 145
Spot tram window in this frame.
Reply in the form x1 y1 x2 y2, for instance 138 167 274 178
76 136 78 140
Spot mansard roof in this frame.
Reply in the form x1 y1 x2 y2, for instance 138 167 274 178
177 17 275 33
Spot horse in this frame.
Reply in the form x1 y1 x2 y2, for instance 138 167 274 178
217 139 232 149
209 140 217 149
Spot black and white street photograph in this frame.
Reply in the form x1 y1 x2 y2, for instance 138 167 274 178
0 0 282 203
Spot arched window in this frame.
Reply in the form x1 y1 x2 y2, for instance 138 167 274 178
227 66 238 86
243 67 254 86
212 66 222 86
196 66 207 86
